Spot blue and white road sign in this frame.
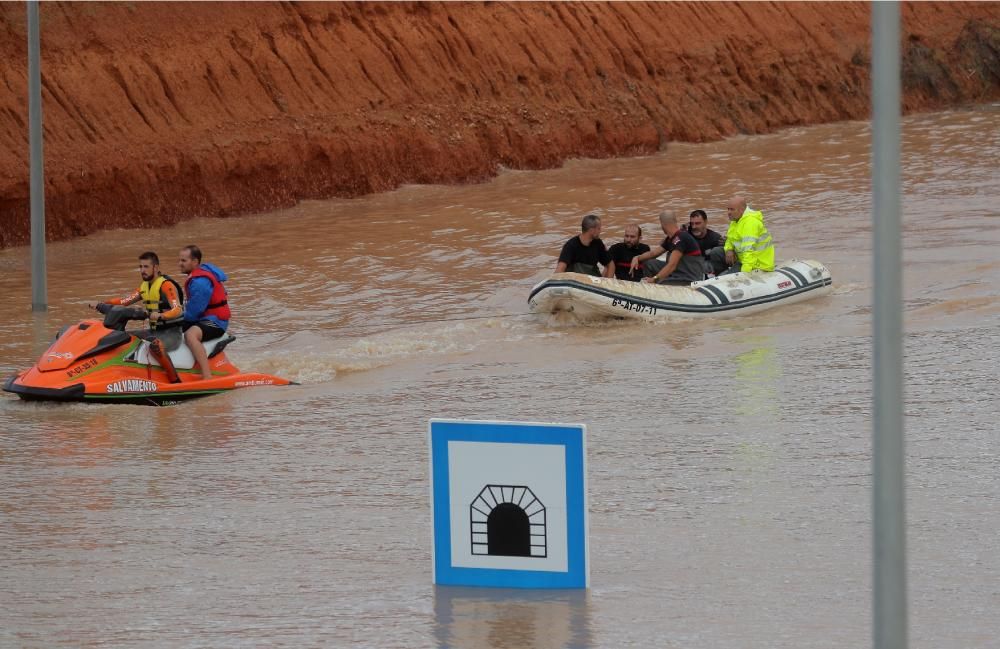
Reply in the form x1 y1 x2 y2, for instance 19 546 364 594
429 419 589 589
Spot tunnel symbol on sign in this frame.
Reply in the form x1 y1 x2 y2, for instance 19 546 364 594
470 485 547 557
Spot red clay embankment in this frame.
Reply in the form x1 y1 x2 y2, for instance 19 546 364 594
0 1 997 247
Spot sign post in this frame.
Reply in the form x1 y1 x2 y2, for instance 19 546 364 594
872 2 908 648
27 0 47 312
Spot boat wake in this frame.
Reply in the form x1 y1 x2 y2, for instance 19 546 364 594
245 316 565 383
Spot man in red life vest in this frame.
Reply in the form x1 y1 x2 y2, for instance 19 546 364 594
178 245 231 381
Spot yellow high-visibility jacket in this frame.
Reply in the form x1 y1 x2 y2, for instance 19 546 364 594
723 207 775 272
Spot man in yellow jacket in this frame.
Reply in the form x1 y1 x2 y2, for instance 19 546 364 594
722 195 775 273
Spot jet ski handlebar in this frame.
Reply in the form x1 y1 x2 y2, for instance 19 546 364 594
98 304 148 331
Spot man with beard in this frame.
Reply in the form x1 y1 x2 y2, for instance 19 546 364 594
89 250 184 382
607 224 650 281
686 209 727 276
89 251 184 338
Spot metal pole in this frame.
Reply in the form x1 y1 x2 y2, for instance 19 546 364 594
28 0 47 312
871 2 907 649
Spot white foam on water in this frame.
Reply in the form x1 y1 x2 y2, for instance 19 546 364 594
245 316 565 383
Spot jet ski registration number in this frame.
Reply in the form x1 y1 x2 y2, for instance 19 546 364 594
66 358 99 378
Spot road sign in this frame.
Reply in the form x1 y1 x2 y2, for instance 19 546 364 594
429 419 588 588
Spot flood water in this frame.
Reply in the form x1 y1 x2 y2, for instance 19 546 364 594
1 106 998 648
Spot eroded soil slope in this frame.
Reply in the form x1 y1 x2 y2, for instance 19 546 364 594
1 1 997 246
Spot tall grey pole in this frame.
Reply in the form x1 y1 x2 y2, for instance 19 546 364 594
871 2 907 649
28 0 47 312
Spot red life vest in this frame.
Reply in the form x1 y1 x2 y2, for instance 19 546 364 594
185 267 231 321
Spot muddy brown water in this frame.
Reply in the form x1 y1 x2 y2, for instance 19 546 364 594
1 106 998 648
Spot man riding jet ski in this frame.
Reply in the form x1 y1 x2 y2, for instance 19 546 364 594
4 291 295 407
3 305 295 406
88 250 185 383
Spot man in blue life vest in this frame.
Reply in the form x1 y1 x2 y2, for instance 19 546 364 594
719 195 775 274
178 244 231 381
89 250 184 382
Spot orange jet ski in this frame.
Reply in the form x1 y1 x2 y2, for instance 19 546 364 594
3 306 295 406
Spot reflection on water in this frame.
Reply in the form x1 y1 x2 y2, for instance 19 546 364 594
731 337 781 421
434 587 591 649
1 106 999 647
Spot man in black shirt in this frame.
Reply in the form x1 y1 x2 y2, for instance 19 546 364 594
606 224 651 281
628 211 706 284
555 214 614 277
686 209 728 276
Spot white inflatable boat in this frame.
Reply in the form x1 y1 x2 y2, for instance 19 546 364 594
528 259 832 322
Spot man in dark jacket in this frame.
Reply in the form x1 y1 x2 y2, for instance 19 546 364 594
629 211 706 285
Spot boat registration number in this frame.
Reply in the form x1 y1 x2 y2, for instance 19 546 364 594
612 297 657 315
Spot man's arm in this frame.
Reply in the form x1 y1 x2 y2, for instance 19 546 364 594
555 238 575 273
149 281 183 323
723 226 736 252
709 231 725 250
88 289 141 310
644 250 681 283
603 243 619 278
629 245 665 272
723 225 737 266
598 243 614 277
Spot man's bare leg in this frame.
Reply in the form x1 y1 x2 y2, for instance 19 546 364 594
185 326 213 380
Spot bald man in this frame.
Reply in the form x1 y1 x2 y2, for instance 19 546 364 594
718 195 775 274
628 211 706 285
